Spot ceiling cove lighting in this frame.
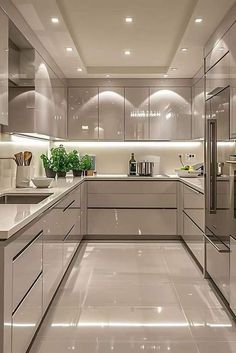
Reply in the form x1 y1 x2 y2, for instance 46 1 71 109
124 50 131 56
51 17 59 23
125 17 133 23
195 18 203 23
66 47 73 52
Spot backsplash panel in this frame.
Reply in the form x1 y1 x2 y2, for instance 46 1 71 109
54 141 205 175
0 134 49 188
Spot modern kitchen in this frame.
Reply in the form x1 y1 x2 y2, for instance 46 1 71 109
0 0 236 352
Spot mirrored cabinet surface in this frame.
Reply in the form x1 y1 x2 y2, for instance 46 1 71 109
68 87 99 140
99 87 124 140
125 87 149 140
149 87 191 140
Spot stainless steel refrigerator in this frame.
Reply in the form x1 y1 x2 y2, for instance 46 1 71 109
205 84 231 301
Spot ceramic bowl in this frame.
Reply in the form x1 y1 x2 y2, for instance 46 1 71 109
31 177 54 188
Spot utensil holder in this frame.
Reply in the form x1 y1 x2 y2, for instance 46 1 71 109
16 166 31 188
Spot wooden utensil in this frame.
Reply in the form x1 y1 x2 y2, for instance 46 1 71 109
24 151 32 166
14 152 24 166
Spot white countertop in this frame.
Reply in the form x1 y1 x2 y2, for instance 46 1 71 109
0 174 204 240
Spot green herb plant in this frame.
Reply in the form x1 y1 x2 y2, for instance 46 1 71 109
68 150 81 171
80 154 93 171
50 144 70 173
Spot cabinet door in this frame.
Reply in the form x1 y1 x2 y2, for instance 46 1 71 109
230 236 236 315
0 9 8 125
192 77 205 140
99 87 124 140
149 87 191 140
125 87 149 140
205 31 229 72
68 87 99 140
230 22 236 138
183 213 204 267
53 81 67 139
205 53 230 98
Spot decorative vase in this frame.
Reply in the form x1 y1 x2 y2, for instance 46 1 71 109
57 171 67 178
45 168 56 178
73 170 82 177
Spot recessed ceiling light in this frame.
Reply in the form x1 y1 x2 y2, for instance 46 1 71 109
181 48 188 52
195 18 203 23
124 50 131 55
66 47 73 52
171 67 178 71
106 74 111 78
51 17 59 23
219 46 225 51
164 74 168 78
77 68 82 72
125 17 133 23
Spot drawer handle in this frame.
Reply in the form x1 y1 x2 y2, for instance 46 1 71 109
63 200 75 212
13 230 43 262
63 224 75 241
204 234 229 253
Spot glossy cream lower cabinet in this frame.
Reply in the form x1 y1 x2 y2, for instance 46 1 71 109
87 209 177 237
183 213 204 267
12 274 42 353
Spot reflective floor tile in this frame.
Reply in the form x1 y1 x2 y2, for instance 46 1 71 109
174 282 223 309
197 341 236 353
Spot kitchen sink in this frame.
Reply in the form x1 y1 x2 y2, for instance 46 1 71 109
0 193 53 204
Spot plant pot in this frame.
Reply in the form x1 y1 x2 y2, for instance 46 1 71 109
57 171 67 178
85 170 94 176
72 170 82 177
45 168 56 178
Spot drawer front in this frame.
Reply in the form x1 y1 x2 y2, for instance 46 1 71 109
55 186 81 208
183 213 204 267
44 208 79 240
87 209 177 235
183 185 204 231
63 214 82 269
12 274 42 353
88 193 176 208
205 31 229 72
12 231 42 312
206 236 230 301
88 181 177 194
43 242 63 311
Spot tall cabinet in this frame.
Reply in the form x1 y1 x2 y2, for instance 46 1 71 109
0 8 8 126
192 76 205 140
230 22 236 139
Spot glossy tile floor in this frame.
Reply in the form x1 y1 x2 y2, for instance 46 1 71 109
29 242 236 353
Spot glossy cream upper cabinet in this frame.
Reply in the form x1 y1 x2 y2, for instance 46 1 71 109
125 87 149 140
149 87 191 140
99 87 124 140
68 87 99 140
230 22 236 139
0 9 8 125
192 77 205 140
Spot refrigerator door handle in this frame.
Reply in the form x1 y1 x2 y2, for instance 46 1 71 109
207 118 217 214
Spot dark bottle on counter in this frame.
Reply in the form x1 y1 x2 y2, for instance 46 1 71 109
129 153 137 176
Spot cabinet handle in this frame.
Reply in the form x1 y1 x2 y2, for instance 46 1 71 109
63 200 75 212
13 230 43 262
204 233 229 253
63 224 75 241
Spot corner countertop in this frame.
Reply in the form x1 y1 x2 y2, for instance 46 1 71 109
0 177 84 240
0 174 204 240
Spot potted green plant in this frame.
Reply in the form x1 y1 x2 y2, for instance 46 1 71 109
40 154 56 178
51 144 70 177
68 150 82 177
80 154 93 176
